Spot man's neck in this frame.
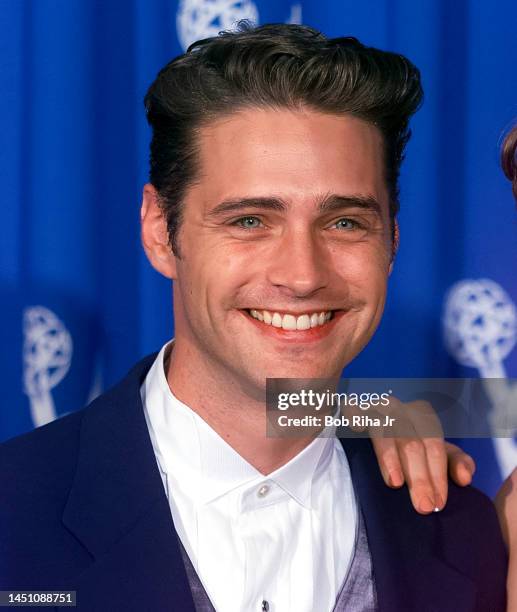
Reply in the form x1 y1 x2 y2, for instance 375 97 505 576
166 339 318 475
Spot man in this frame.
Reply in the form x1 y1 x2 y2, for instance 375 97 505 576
0 23 506 611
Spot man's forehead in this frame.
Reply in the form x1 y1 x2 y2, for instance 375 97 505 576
189 107 389 212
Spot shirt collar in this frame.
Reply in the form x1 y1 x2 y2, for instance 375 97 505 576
142 341 335 510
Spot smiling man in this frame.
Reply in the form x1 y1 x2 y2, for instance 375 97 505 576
143 107 392 475
0 23 507 612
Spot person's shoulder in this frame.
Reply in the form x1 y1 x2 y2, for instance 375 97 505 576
0 409 84 490
0 352 159 589
440 478 505 554
352 437 506 555
0 352 158 497
0 409 87 586
446 477 499 517
438 480 507 597
443 477 502 536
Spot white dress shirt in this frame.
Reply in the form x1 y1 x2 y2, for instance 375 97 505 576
141 342 358 612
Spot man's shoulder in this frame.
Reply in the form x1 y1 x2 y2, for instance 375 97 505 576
347 439 507 609
0 409 84 493
0 353 161 590
446 476 497 516
0 408 87 587
0 352 158 498
353 437 500 522
346 437 506 564
439 478 505 560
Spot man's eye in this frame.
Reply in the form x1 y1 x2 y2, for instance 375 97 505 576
233 216 263 229
332 218 360 230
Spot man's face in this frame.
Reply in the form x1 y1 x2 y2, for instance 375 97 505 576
159 108 394 393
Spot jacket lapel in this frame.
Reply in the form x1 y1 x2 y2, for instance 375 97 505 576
62 355 196 611
341 436 477 612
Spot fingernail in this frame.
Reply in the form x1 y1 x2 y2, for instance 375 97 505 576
434 494 444 510
419 495 435 513
388 469 403 487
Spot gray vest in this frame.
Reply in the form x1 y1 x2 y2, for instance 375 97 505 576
178 508 377 612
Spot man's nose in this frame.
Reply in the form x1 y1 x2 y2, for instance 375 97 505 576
265 228 330 297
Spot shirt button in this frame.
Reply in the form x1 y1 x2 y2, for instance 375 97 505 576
257 484 270 498
261 601 269 612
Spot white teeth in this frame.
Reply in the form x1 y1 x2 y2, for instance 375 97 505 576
282 314 297 330
248 309 334 330
296 314 311 330
271 312 283 328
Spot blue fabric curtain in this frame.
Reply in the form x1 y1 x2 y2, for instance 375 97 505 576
1 0 516 497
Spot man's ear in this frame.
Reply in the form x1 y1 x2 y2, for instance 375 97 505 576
141 184 178 280
389 220 399 275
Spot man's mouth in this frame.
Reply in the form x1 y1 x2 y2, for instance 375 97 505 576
245 308 335 331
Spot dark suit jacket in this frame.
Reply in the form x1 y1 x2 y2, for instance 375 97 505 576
0 354 508 611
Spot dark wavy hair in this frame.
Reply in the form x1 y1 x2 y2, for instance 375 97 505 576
502 125 517 202
144 22 423 255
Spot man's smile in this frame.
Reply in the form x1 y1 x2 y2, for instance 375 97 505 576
249 308 333 328
240 308 348 342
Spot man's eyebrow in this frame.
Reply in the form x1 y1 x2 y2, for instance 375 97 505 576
206 194 383 217
318 194 383 215
207 197 287 216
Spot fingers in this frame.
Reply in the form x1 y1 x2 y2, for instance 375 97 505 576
444 441 476 486
406 401 447 509
371 437 404 488
397 437 439 514
350 393 474 515
421 437 448 509
405 400 444 440
366 397 442 513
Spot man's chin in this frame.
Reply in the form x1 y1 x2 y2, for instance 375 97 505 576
251 362 344 385
231 344 348 382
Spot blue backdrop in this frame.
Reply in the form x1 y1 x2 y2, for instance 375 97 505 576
1 0 517 498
